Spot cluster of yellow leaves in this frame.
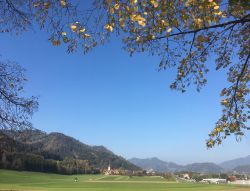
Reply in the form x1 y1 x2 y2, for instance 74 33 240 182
149 0 159 8
105 24 114 32
50 20 93 48
70 23 90 38
207 65 250 147
101 0 226 44
32 0 229 52
131 14 146 27
33 0 68 8
207 140 215 147
221 99 229 105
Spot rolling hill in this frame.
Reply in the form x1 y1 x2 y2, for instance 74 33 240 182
220 155 250 170
0 129 140 174
184 163 224 173
233 164 250 174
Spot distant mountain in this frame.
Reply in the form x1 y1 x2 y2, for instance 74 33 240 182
0 129 140 174
233 165 250 174
129 157 182 172
220 155 250 170
184 163 224 174
129 158 224 173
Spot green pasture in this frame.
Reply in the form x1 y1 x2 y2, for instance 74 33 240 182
0 170 248 191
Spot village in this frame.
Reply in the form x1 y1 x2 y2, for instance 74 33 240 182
176 172 250 185
102 164 250 186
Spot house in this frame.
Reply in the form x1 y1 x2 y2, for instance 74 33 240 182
202 178 227 184
182 173 190 180
146 169 156 176
227 176 237 182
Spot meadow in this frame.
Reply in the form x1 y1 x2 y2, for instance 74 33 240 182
0 170 249 191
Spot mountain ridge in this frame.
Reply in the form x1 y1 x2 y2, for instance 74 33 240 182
220 155 250 170
129 156 250 173
129 157 182 172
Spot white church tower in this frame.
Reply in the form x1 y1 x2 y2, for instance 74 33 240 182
108 162 111 171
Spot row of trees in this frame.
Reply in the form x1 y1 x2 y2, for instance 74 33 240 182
0 150 100 174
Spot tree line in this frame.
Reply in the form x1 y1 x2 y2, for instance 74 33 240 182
0 150 100 175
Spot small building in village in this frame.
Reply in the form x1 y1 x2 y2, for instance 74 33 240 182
201 178 227 184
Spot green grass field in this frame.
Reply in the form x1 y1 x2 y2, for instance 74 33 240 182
0 170 249 191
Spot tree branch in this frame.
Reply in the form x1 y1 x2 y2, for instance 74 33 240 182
229 53 250 115
155 14 250 40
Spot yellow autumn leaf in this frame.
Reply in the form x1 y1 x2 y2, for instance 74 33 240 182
71 24 77 32
149 34 155 40
33 2 40 7
60 0 66 7
43 2 50 9
247 74 250 79
109 7 115 14
119 18 125 28
83 33 91 38
105 24 114 32
130 0 137 5
214 5 220 10
79 28 86 33
131 14 137 22
114 3 120 10
214 11 222 16
138 20 146 27
167 28 172 33
150 0 158 8
221 99 228 105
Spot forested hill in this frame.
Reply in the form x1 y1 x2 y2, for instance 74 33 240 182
0 129 140 174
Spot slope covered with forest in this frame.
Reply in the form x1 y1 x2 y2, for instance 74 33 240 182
0 129 140 174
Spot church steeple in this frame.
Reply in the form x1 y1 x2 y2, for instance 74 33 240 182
108 161 111 171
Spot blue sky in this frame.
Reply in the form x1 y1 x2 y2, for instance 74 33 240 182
1 30 250 165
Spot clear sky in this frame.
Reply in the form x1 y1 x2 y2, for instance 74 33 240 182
1 29 250 165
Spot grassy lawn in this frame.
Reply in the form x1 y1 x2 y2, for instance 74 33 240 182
0 170 249 191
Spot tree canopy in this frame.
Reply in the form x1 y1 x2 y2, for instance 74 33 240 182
0 0 249 147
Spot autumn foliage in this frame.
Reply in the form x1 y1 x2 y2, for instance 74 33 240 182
0 0 249 147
